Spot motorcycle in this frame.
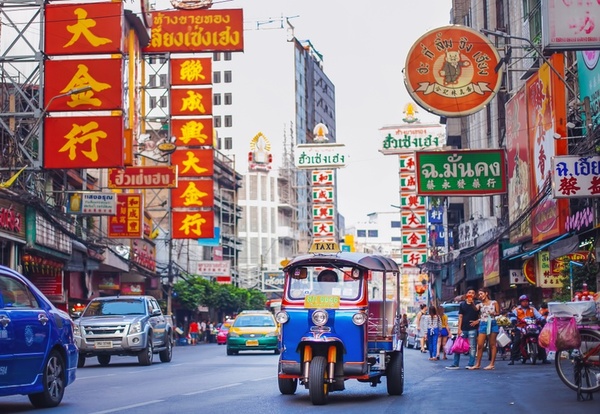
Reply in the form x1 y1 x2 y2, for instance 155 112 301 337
517 317 543 364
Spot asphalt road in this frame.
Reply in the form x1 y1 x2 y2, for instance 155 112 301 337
1 342 599 413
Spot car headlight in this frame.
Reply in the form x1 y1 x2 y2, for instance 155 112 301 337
352 312 367 325
311 309 328 326
275 311 289 324
73 324 81 336
129 322 142 334
228 331 240 338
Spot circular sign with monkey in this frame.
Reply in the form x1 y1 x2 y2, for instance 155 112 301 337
404 25 503 117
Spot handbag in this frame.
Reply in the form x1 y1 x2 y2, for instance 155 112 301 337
450 335 470 354
444 337 454 355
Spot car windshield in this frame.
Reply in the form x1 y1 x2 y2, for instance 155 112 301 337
233 315 275 328
286 266 362 301
82 299 146 316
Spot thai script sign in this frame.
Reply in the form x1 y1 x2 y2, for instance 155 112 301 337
415 149 507 196
404 25 503 117
108 166 178 189
131 239 156 272
262 271 284 292
144 8 244 53
295 143 347 169
379 124 446 154
542 0 600 51
198 260 231 276
67 192 117 215
552 155 600 198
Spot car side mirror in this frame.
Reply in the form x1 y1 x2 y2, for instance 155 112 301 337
152 309 162 316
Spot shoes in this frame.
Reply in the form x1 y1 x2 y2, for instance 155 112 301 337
445 365 459 370
442 356 448 360
466 366 480 370
508 361 514 365
429 357 436 361
483 365 495 370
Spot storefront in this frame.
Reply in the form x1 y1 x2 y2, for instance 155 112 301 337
0 199 26 268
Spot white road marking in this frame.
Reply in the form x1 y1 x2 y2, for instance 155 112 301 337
182 382 243 396
77 374 116 380
89 400 164 414
251 375 277 382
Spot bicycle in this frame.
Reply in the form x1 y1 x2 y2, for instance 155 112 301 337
554 321 600 401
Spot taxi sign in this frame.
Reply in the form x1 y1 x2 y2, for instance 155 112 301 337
309 241 341 254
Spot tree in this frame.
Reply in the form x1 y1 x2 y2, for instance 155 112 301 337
554 256 599 302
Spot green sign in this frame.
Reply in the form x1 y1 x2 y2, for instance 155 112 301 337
416 150 506 196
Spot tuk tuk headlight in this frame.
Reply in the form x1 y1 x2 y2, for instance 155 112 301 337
312 310 328 326
275 311 289 324
352 312 367 326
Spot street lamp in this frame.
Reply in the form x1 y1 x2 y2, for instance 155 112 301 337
569 261 583 301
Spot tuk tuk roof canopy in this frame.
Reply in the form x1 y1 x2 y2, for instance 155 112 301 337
284 252 400 273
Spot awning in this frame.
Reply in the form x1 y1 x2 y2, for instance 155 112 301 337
507 232 573 260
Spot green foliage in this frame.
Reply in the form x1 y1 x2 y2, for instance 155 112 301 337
554 258 599 302
172 275 268 314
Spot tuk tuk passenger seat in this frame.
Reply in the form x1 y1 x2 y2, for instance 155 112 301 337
368 300 396 338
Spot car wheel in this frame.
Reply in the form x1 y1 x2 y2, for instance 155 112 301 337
159 334 173 363
138 338 153 366
97 355 111 366
278 377 298 395
386 351 404 396
274 348 281 355
77 355 86 368
28 350 65 408
308 356 329 405
226 348 234 356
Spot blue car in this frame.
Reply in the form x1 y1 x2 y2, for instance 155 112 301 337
0 265 78 407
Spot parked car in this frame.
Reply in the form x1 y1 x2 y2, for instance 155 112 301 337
226 310 279 355
0 265 78 408
217 319 235 345
405 315 422 349
442 303 460 336
74 295 173 367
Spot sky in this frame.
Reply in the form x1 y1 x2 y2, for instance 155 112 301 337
230 0 453 226
152 0 453 226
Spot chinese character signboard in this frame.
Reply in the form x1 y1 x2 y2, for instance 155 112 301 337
402 229 427 248
312 187 334 204
171 149 214 177
144 9 244 53
379 124 446 154
170 88 213 116
404 25 503 117
313 205 335 220
172 118 213 147
311 170 334 186
171 179 214 208
171 58 212 86
108 194 143 238
551 156 600 198
44 115 124 169
45 2 125 55
295 144 347 169
415 149 507 196
107 166 178 189
542 0 600 51
172 210 214 239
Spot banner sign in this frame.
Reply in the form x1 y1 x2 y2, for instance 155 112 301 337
198 260 231 276
295 143 347 169
415 149 507 195
108 194 143 238
107 166 178 189
551 155 600 198
67 192 117 215
380 124 446 154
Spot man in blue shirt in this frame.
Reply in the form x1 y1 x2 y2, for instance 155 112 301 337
446 287 480 370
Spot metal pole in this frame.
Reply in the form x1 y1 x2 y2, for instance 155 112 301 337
569 261 583 301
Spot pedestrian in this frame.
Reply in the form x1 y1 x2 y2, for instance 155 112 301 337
400 313 409 342
446 287 480 370
423 305 441 360
200 319 207 343
415 303 428 353
188 320 199 345
471 287 500 370
437 305 450 360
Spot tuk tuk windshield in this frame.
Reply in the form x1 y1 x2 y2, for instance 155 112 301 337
287 266 362 301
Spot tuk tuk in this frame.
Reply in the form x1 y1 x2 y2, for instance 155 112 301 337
275 242 404 405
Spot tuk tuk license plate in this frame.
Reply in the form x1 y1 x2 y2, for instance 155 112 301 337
94 341 113 349
245 340 259 346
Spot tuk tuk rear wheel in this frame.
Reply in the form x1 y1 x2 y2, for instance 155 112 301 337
308 356 329 405
386 352 404 396
278 377 297 395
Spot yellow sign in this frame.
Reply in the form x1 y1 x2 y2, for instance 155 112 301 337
309 241 341 254
304 295 340 309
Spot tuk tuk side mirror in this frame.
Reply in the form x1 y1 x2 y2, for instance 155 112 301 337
293 267 308 280
351 268 362 280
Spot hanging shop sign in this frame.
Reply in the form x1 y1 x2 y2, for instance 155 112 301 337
67 192 117 215
379 124 446 154
108 194 143 238
170 87 213 116
403 250 428 267
312 187 334 204
542 0 600 52
172 210 214 239
171 57 212 86
399 153 416 172
295 143 347 169
415 149 507 196
311 170 334 186
401 210 427 229
171 149 214 177
313 205 335 221
0 200 25 239
400 193 426 209
551 155 600 198
313 221 335 238
107 166 178 189
171 179 214 208
402 229 427 248
131 238 156 273
198 260 230 276
172 118 214 147
404 25 503 117
143 8 244 53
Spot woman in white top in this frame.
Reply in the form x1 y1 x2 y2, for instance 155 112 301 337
422 306 442 360
471 287 500 370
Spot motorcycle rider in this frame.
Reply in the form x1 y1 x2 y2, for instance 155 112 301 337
508 295 549 365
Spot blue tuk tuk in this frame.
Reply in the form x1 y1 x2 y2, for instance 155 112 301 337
275 242 404 405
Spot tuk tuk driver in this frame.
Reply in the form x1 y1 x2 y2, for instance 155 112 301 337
317 269 339 294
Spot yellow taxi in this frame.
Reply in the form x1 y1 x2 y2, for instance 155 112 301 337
226 310 279 355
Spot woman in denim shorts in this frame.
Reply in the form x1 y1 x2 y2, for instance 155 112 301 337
470 287 500 370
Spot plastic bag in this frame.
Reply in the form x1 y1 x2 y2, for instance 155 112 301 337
555 317 581 350
539 319 556 351
444 337 454 355
450 335 470 354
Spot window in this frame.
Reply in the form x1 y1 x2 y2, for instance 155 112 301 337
159 74 167 87
149 96 157 109
368 230 378 238
224 71 232 83
213 93 221 106
148 74 156 87
391 221 401 228
224 137 233 150
214 116 222 128
213 52 221 61
224 52 232 61
224 93 232 105
216 137 222 149
159 96 167 108
357 230 366 238
213 71 221 83
224 115 232 127
391 237 402 242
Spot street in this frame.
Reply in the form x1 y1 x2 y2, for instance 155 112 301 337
1 343 599 414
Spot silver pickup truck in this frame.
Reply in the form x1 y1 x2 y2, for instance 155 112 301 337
74 295 173 367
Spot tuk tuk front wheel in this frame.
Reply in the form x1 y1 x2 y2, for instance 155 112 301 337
308 356 329 405
278 377 298 395
386 352 404 396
